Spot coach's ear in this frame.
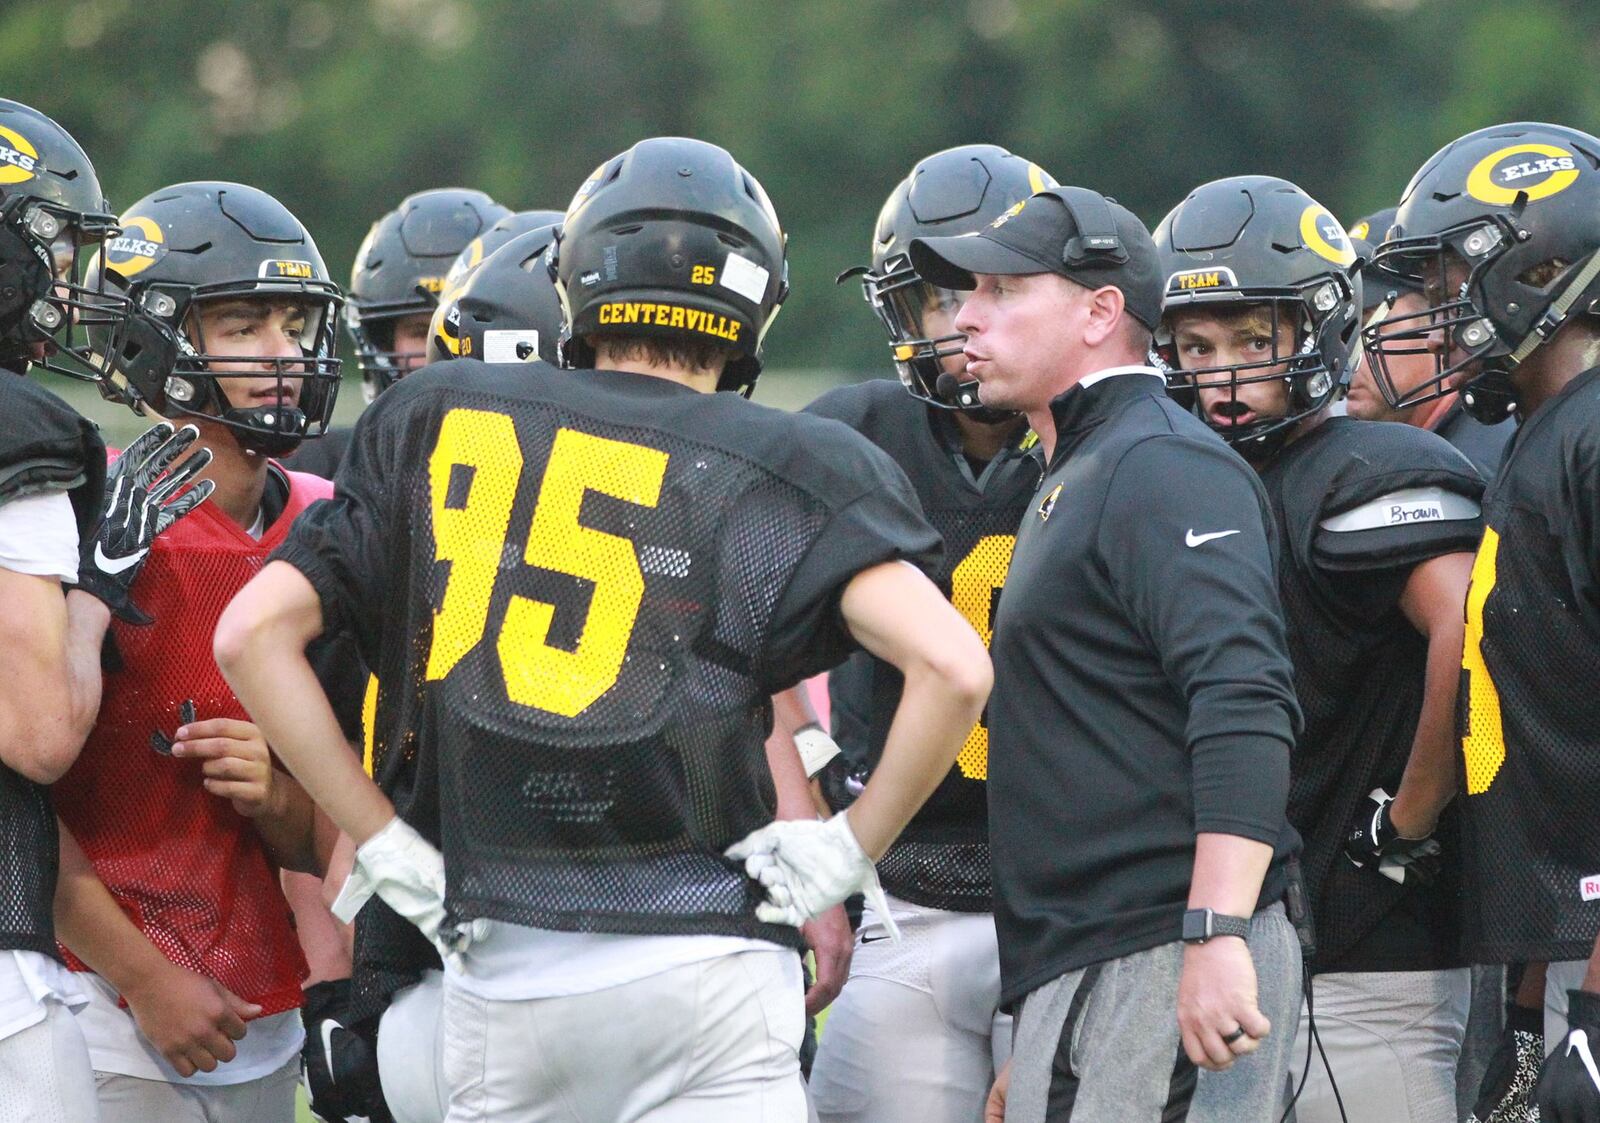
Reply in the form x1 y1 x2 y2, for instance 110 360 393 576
1080 283 1128 349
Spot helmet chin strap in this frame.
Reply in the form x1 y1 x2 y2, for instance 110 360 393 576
221 404 309 457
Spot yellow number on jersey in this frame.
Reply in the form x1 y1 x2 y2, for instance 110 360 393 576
949 534 1015 780
502 429 668 715
361 673 380 778
425 410 523 682
424 411 669 718
1462 527 1506 795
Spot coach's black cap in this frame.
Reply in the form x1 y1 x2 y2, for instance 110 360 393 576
908 185 1164 329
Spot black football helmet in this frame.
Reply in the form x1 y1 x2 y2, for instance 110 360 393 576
427 223 562 366
0 99 135 384
346 188 510 398
87 181 342 457
551 137 788 395
1346 206 1421 314
851 144 1055 420
1153 175 1362 455
441 208 564 295
1365 123 1600 423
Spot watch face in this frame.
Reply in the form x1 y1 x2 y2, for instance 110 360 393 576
1181 909 1209 942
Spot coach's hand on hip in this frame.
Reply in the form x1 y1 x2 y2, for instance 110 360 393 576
1177 935 1270 1071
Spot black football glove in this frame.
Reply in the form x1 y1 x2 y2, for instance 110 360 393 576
1468 1002 1543 1123
301 978 390 1123
1538 989 1600 1123
1343 787 1442 886
77 422 214 625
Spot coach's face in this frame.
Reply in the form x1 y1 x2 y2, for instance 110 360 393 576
955 272 1083 412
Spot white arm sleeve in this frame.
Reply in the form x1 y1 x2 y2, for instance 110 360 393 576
0 490 80 584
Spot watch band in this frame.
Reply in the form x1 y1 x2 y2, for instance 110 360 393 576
1182 907 1252 944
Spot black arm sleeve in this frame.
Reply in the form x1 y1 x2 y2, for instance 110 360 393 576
271 397 402 660
1096 435 1300 843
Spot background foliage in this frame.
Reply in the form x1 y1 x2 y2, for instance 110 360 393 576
12 0 1600 428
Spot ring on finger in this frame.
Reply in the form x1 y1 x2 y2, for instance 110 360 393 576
1220 1027 1248 1045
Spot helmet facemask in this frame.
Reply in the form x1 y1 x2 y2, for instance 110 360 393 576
113 283 343 457
1362 220 1513 412
0 195 137 383
1155 284 1348 457
858 254 1011 423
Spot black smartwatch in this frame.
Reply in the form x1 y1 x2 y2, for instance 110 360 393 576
1181 908 1252 945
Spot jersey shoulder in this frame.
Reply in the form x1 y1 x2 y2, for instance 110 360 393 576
708 390 924 512
1301 417 1483 515
0 374 104 507
1286 418 1484 573
803 377 916 431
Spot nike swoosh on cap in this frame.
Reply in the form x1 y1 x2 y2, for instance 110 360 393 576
1185 529 1241 548
93 542 148 574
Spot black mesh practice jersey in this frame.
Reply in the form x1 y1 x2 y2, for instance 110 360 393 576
1459 367 1600 963
805 379 1040 912
276 359 940 948
1261 417 1483 971
0 371 105 959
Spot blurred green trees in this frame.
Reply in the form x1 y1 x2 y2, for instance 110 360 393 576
11 0 1600 387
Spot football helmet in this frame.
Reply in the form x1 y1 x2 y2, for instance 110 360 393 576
441 208 563 294
1364 122 1600 422
1153 175 1361 454
427 222 562 366
551 136 788 395
87 181 342 457
346 188 510 398
0 99 135 384
852 144 1055 420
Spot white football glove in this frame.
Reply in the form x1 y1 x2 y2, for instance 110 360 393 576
330 817 486 969
725 811 901 941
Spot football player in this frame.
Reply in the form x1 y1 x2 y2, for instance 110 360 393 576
799 144 1051 1123
284 188 511 478
0 99 215 1123
298 222 571 1123
1347 205 1514 478
48 181 363 1122
1364 122 1600 1123
1155 175 1484 1123
216 136 991 1122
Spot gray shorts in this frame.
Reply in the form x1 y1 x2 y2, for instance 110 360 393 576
1006 902 1301 1123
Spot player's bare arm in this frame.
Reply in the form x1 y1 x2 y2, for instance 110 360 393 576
214 560 396 846
728 561 989 929
1387 551 1475 837
54 824 262 1077
0 573 102 783
836 559 991 859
